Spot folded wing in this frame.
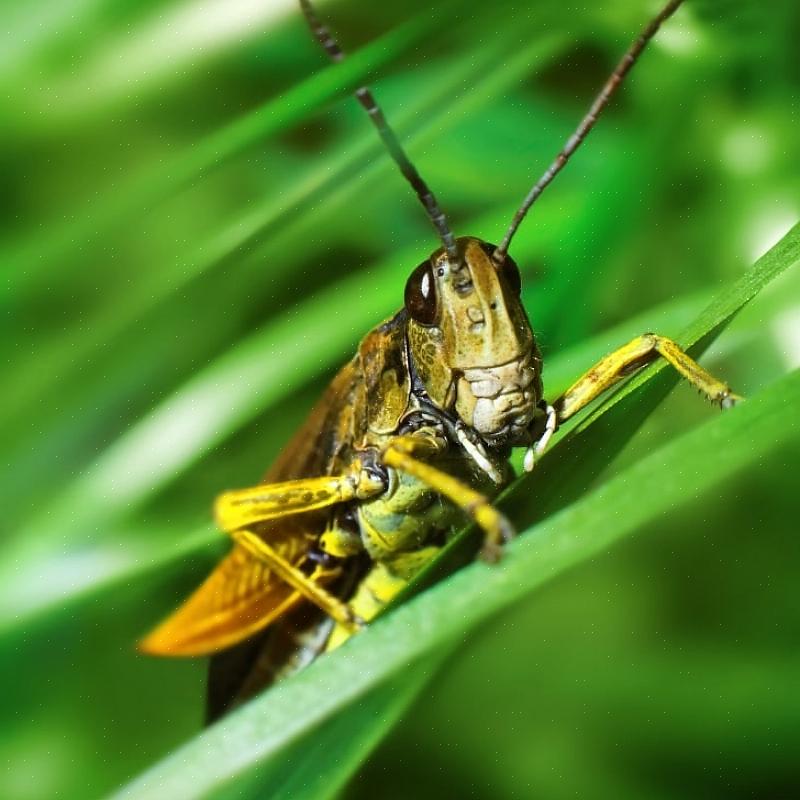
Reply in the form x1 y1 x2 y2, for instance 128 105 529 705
139 522 328 657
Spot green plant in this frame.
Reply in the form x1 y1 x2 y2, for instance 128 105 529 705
2 2 798 799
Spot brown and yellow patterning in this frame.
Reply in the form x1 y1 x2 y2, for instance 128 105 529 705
141 236 739 718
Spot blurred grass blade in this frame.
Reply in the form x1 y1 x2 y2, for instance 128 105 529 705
110 367 800 800
3 11 435 299
542 288 710 396
0 525 219 640
3 4 798 799
238 654 449 800
11 243 418 530
1 28 566 439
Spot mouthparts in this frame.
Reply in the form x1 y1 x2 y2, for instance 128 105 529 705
455 355 539 444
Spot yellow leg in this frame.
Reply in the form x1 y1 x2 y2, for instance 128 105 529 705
213 466 385 631
231 528 363 632
326 547 442 651
214 467 385 531
554 333 743 423
382 436 513 562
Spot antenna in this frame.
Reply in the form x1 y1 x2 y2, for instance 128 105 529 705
493 0 686 265
299 0 458 258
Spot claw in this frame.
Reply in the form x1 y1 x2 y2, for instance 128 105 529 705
348 614 367 632
479 539 504 564
478 513 516 563
340 605 367 633
720 391 744 409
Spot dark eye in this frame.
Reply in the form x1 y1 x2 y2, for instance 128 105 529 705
500 254 522 295
479 242 522 295
404 261 438 325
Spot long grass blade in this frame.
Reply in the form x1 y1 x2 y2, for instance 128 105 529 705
110 365 800 800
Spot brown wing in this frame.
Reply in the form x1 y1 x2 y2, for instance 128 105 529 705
140 351 372 657
139 518 324 656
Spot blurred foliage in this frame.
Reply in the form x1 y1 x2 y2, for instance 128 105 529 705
1 1 799 799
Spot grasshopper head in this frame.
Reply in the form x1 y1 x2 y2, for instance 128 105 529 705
405 236 542 447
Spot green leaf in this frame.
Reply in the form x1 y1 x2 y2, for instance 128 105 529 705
111 367 800 800
4 4 799 800
243 653 449 800
109 225 800 800
2 11 435 299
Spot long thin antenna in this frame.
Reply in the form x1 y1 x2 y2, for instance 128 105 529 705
299 0 458 258
493 0 686 265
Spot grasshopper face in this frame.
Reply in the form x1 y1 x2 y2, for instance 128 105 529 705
405 236 543 446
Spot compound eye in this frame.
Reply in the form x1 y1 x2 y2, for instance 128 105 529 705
404 261 438 326
500 254 522 296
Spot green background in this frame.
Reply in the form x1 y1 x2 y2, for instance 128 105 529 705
2 1 799 798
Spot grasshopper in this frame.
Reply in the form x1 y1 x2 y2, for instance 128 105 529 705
141 0 740 718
